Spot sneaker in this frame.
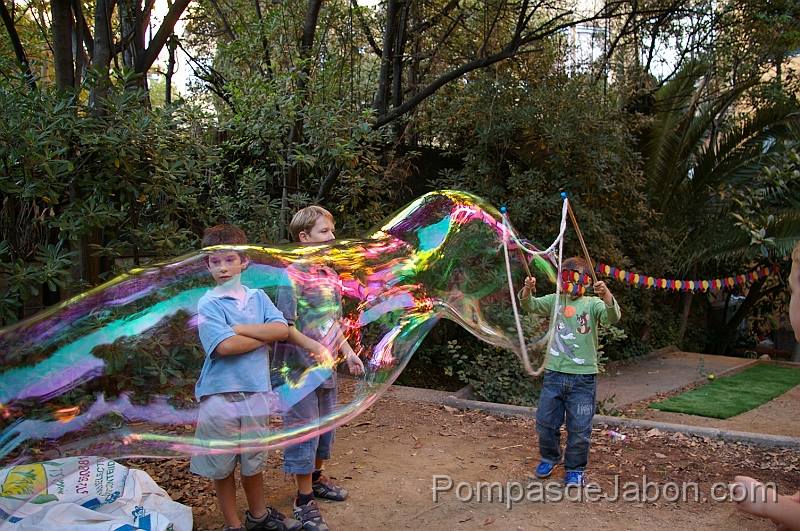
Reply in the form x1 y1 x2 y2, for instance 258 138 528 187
564 470 584 487
534 461 556 479
293 499 329 531
245 508 302 531
312 476 348 501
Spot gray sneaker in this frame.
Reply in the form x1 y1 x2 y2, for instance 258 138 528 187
245 508 302 531
292 499 330 531
312 477 348 501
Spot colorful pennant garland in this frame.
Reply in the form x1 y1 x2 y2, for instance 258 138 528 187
561 270 591 296
595 263 779 293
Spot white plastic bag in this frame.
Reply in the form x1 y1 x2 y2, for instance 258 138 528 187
0 457 191 530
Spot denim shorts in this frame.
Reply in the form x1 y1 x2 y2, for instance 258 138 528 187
283 386 337 474
189 391 276 479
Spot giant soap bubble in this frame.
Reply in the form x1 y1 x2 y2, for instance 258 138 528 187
0 190 555 468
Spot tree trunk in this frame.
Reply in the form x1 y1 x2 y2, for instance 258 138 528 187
711 278 769 355
280 0 322 238
89 0 115 109
72 0 94 58
51 0 76 90
72 0 88 86
253 0 274 77
165 34 177 104
676 290 693 347
0 0 37 89
390 0 407 110
119 0 141 69
119 0 150 92
374 0 399 117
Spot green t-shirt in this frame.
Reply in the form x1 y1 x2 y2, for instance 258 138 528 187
520 292 621 374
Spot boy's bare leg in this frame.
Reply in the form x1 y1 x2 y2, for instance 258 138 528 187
312 457 347 501
296 472 313 496
241 472 268 518
314 457 331 483
214 472 241 528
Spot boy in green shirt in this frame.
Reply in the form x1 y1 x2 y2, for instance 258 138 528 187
520 257 621 487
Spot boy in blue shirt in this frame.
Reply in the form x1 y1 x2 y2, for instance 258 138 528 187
191 224 302 531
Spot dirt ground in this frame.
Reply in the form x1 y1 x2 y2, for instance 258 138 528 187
127 392 799 531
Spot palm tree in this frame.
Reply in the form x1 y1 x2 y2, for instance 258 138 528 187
638 60 800 353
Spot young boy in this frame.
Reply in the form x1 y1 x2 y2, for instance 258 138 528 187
733 241 800 529
191 224 302 531
520 256 621 487
273 206 364 531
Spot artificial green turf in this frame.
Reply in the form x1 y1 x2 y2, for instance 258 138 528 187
649 364 800 419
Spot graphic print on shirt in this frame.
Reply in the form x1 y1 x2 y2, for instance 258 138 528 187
549 306 586 366
576 312 591 335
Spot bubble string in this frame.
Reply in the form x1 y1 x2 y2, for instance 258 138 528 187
564 195 598 284
501 198 569 258
501 215 535 376
500 195 569 377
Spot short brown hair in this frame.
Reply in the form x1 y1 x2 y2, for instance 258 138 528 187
201 224 248 247
288 206 334 242
563 256 591 274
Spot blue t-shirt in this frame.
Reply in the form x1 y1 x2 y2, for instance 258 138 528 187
195 284 287 401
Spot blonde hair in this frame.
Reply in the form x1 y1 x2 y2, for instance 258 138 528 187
289 206 334 242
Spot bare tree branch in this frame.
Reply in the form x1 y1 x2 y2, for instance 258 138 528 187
479 0 507 57
253 0 274 76
207 0 236 41
376 0 683 128
350 0 381 57
137 0 191 74
175 38 234 108
375 46 517 128
410 0 458 34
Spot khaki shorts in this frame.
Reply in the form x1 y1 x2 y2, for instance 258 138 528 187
189 391 276 479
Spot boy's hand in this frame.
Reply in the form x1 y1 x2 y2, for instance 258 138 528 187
521 276 536 299
308 340 334 366
594 280 614 305
346 352 365 375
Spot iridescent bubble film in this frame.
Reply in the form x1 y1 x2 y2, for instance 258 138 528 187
0 190 555 469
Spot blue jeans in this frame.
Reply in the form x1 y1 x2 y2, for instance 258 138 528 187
535 370 596 472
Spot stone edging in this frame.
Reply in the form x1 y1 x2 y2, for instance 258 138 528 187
442 395 800 449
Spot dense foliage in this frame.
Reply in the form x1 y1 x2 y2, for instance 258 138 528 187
2 0 799 403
